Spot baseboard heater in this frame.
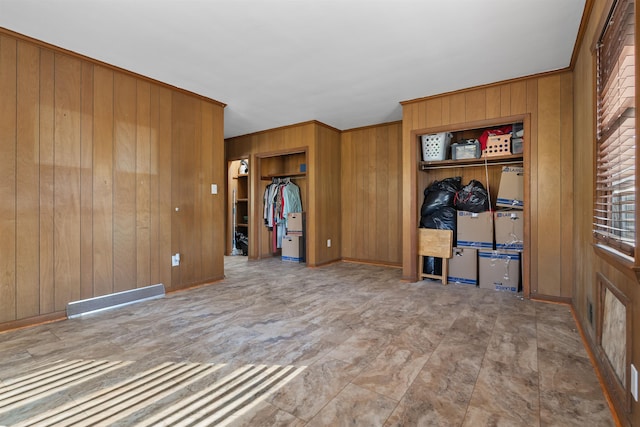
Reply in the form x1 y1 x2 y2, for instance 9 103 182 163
66 284 165 318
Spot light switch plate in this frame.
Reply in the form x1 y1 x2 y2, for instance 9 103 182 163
211 184 218 195
632 364 638 402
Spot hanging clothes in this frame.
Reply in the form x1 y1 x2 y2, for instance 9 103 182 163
262 178 303 251
282 180 302 228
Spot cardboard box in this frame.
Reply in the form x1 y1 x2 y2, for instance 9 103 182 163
456 211 493 249
494 210 524 251
282 234 304 262
447 247 478 286
286 212 305 235
497 166 524 208
478 250 520 292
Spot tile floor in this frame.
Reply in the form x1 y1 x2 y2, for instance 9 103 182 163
0 256 614 426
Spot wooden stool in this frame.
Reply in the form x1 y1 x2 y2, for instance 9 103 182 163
418 228 453 285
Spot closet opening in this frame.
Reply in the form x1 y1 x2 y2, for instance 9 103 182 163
257 149 308 264
227 158 249 257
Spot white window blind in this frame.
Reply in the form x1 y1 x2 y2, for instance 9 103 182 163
594 0 636 257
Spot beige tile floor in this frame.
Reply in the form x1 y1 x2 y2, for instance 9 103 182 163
0 256 615 426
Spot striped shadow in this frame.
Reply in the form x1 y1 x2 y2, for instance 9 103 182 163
13 362 225 427
0 359 132 416
136 364 306 427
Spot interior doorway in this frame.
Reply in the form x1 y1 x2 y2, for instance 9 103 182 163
227 159 249 257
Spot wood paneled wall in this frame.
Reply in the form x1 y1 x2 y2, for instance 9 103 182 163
401 73 574 299
0 31 225 330
312 123 342 265
573 0 640 424
341 122 402 266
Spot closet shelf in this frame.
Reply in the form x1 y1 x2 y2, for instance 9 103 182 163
237 198 248 202
233 173 249 179
420 154 523 170
261 172 307 180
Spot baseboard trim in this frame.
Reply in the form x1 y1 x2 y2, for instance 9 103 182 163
66 284 165 318
570 304 627 427
529 294 572 304
341 258 402 269
0 311 67 334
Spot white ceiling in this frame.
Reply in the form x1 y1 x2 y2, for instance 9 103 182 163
0 0 586 138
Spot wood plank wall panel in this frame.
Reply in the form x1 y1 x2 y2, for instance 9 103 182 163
157 87 173 290
211 105 225 277
0 31 225 329
485 86 501 119
387 124 402 261
201 102 216 278
402 74 574 299
312 125 341 266
113 73 137 293
16 41 40 319
190 99 203 284
535 76 563 296
375 128 388 262
340 132 354 260
340 122 402 265
93 66 115 297
526 79 539 297
559 73 574 298
79 62 94 300
171 94 187 288
148 85 161 286
510 81 527 114
136 81 151 288
0 35 17 323
465 90 486 122
53 54 82 311
450 93 466 124
500 85 511 117
39 49 55 315
425 98 442 127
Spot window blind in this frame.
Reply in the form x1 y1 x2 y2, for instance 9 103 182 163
594 0 636 257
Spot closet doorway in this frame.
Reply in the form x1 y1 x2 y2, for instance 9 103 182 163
227 159 249 257
256 149 308 263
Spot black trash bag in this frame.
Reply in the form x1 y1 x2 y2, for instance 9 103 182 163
454 179 490 212
420 206 457 232
235 232 249 256
422 256 442 276
420 177 462 218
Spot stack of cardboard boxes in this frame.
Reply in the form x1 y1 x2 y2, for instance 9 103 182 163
282 212 305 262
447 166 524 292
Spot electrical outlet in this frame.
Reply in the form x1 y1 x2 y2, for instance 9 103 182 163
632 364 638 402
172 253 180 267
327 239 331 248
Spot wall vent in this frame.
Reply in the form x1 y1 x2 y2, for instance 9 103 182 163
66 284 165 318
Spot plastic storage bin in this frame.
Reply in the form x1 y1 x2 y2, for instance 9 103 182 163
482 134 512 157
511 137 523 154
451 139 481 160
421 132 453 161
